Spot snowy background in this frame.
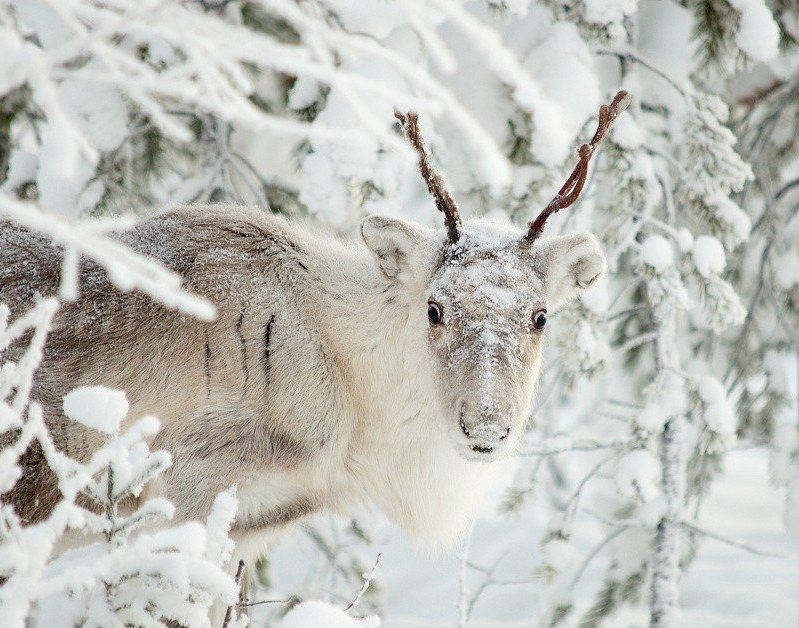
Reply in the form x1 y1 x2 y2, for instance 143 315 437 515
1 0 799 626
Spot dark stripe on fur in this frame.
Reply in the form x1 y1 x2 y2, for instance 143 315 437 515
204 336 212 398
263 314 275 382
236 309 249 394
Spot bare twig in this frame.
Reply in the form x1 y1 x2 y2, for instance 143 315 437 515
222 560 245 628
518 436 629 457
394 109 462 243
344 552 382 612
596 51 687 97
680 520 786 558
238 598 295 608
564 450 624 521
570 525 632 590
526 90 631 242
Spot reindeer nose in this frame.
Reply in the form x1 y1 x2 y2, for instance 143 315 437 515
459 404 511 453
458 400 512 454
459 418 511 441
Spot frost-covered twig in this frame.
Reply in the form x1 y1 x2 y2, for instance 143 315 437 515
463 553 535 619
617 331 659 355
344 552 381 612
0 196 215 319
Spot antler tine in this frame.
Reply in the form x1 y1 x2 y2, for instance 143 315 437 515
525 90 631 243
394 108 462 244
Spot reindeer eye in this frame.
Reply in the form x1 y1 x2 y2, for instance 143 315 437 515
532 309 547 331
427 301 444 325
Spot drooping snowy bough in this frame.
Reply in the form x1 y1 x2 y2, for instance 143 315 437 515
0 93 627 586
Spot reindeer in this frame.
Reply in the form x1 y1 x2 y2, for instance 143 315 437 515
1 93 628 578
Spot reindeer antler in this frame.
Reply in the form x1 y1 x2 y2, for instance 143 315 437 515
394 109 462 244
525 90 631 242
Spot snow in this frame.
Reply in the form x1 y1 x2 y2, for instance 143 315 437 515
540 537 576 572
610 114 644 150
706 192 752 247
698 376 737 447
278 601 380 628
62 386 129 434
0 29 28 95
636 401 667 432
675 228 694 253
259 449 799 627
775 251 799 289
615 450 660 502
1 0 797 626
639 234 674 272
288 76 322 111
583 0 637 26
521 21 600 167
785 479 799 538
728 0 781 62
58 77 129 152
692 235 727 278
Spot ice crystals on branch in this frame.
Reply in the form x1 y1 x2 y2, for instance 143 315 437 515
679 93 754 249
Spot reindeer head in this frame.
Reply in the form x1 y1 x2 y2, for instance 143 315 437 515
362 92 628 461
362 213 604 461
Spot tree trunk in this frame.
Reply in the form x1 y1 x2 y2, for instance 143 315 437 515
650 415 685 627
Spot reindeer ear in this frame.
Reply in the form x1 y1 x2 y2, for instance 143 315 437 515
361 215 430 280
537 233 606 309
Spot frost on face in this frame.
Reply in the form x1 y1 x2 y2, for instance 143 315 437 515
424 221 547 455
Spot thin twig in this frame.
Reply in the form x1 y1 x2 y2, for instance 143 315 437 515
596 50 687 97
344 552 382 612
570 525 632 590
565 450 624 521
238 598 295 608
518 437 629 457
222 560 245 628
680 520 786 558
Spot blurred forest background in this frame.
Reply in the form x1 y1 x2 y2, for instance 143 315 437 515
1 0 798 626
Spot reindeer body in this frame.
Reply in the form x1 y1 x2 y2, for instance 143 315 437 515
4 206 534 557
2 198 609 584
